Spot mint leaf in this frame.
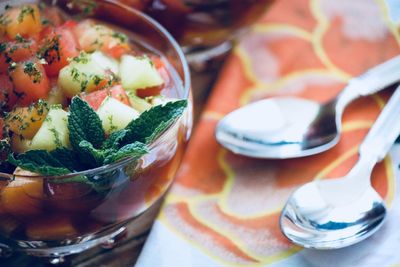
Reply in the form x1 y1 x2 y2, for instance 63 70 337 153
0 138 13 173
0 122 11 165
50 148 86 171
0 138 11 161
8 150 70 176
78 140 108 167
102 129 128 149
121 100 187 146
4 98 186 191
68 97 105 149
104 142 148 164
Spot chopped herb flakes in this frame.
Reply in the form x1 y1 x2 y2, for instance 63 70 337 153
93 75 102 86
37 35 61 64
71 52 90 64
15 34 28 43
71 67 80 81
68 0 97 16
23 62 42 83
0 12 11 26
8 98 188 180
0 43 6 53
18 5 35 23
112 32 128 43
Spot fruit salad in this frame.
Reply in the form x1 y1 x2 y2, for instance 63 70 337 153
0 2 189 242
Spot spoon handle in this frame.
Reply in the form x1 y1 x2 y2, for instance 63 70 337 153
337 55 400 110
359 85 400 163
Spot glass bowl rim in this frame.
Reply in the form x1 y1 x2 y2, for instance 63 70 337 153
0 0 191 181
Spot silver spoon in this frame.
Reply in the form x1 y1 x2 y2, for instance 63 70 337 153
280 85 400 249
215 55 400 159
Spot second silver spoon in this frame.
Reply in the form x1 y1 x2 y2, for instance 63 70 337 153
280 84 400 249
216 55 400 159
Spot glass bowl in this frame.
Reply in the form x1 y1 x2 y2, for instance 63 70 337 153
0 0 192 262
121 0 275 65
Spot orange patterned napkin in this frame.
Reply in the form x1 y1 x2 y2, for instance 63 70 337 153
137 0 400 266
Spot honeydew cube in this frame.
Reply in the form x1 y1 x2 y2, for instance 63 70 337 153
96 97 140 134
126 91 152 113
149 95 177 107
91 51 119 74
58 52 117 98
120 55 163 91
58 60 104 97
30 106 70 151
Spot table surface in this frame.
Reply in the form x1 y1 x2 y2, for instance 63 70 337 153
1 57 226 267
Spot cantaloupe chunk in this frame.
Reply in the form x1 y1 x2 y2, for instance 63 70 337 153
11 134 32 153
5 102 49 139
13 168 43 199
3 4 42 39
1 174 42 218
26 215 78 240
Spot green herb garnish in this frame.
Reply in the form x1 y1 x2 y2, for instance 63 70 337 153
15 34 28 43
68 97 105 149
18 5 35 23
0 43 7 53
104 142 148 165
37 35 61 64
112 32 128 43
6 96 187 192
8 150 70 176
0 14 11 27
122 100 187 145
70 0 97 15
23 62 42 83
71 52 89 64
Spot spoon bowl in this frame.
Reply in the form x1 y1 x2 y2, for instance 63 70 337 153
216 55 400 159
280 85 400 249
215 97 338 158
280 179 386 249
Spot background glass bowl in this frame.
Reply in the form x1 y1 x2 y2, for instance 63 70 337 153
115 0 275 63
0 0 192 262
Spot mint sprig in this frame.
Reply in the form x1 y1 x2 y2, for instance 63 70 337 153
104 142 148 164
50 147 84 171
68 97 105 149
78 140 108 167
8 150 71 176
121 100 187 146
6 97 188 191
102 129 128 150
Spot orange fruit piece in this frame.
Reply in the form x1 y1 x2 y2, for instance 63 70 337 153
26 215 78 240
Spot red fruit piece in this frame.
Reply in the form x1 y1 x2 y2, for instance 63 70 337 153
80 84 131 110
